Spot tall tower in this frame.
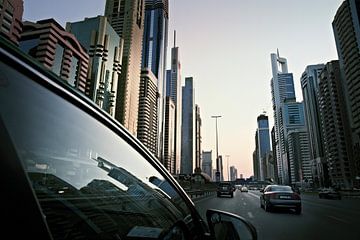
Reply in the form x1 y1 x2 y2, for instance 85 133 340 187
167 31 182 174
105 0 145 135
181 77 195 174
318 60 354 189
256 114 271 181
300 64 327 187
270 51 296 184
141 0 169 159
333 0 360 184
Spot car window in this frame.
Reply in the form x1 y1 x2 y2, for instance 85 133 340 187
0 61 193 239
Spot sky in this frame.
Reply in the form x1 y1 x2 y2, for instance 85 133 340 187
24 0 344 179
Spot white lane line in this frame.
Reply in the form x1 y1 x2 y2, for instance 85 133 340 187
247 212 254 218
243 202 247 206
327 215 349 224
248 192 260 199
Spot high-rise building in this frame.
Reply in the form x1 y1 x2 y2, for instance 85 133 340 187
181 77 195 175
270 51 296 184
300 64 327 187
163 96 175 173
202 150 212 179
281 99 309 184
141 0 169 159
137 68 158 155
20 19 89 94
256 114 271 180
195 104 202 173
105 0 145 135
219 155 223 181
230 166 238 181
271 126 279 183
333 0 360 183
0 0 23 44
253 132 260 180
166 32 182 174
66 16 123 117
318 60 354 189
287 130 311 185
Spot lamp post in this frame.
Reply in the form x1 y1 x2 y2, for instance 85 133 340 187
226 155 230 181
211 115 222 182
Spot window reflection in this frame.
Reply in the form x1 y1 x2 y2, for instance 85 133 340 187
0 62 191 240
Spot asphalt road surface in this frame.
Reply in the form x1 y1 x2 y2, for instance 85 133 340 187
194 190 360 240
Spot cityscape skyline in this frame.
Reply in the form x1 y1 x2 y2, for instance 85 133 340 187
23 0 344 178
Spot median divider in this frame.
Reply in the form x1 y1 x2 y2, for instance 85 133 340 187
186 189 216 201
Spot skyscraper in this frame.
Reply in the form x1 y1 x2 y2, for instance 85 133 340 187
256 114 271 180
163 96 176 173
105 0 145 135
202 150 212 178
141 0 169 159
300 64 326 187
181 77 195 175
318 60 354 189
167 32 182 174
270 51 296 184
195 104 202 173
137 68 158 155
333 0 360 183
66 16 123 117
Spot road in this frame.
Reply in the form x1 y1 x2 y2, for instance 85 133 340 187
194 190 360 240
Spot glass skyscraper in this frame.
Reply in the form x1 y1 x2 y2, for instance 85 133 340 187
256 114 271 180
141 0 169 159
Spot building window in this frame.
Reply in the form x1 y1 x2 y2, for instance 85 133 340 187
52 44 64 76
19 38 39 57
69 56 79 87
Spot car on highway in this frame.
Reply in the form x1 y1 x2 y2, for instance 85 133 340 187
0 36 257 239
318 188 342 200
260 185 302 214
240 186 249 192
217 182 234 198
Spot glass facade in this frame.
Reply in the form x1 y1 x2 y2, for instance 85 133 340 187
52 43 64 76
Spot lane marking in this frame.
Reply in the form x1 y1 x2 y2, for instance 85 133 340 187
248 192 260 199
243 202 247 206
327 215 349 224
247 212 254 218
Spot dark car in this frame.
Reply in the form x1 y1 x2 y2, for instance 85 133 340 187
260 185 301 214
0 36 257 239
318 188 342 200
217 182 234 198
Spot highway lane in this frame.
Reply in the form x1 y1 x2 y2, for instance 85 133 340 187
194 190 360 240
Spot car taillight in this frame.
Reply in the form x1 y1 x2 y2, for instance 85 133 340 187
292 193 301 200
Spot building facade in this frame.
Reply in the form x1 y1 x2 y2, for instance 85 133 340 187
166 33 182 174
318 60 354 189
202 150 212 179
270 51 296 184
181 77 195 175
0 0 23 44
105 0 145 135
137 68 158 155
300 64 327 187
163 96 175 173
141 0 169 159
20 19 89 94
256 114 271 180
230 166 238 181
66 16 123 117
333 0 360 185
195 104 202 173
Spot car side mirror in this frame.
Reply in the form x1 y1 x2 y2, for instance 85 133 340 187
206 209 257 240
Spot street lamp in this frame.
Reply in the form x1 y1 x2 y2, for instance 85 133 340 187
226 155 230 181
211 115 222 182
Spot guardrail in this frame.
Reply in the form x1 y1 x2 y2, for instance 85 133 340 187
186 189 216 200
